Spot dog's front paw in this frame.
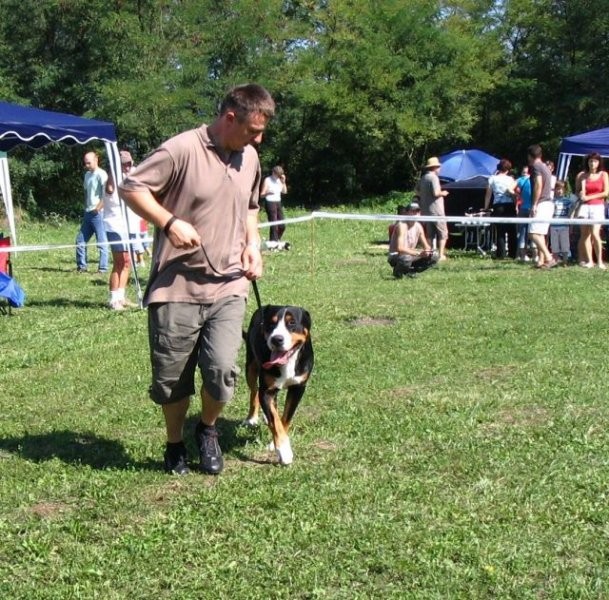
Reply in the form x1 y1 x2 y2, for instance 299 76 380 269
242 416 259 427
275 439 293 466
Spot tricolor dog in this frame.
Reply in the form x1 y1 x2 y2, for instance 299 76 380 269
244 305 314 465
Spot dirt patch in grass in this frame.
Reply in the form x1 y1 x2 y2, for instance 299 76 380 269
484 406 553 431
336 257 369 266
473 365 519 383
388 386 418 400
311 439 338 452
29 501 70 519
348 316 396 327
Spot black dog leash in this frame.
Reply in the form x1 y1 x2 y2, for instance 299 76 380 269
252 279 262 310
200 241 263 310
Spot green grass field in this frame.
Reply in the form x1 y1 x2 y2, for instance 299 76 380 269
1 211 609 599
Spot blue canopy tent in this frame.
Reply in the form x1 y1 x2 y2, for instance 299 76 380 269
556 126 609 180
0 102 144 307
0 101 122 245
439 148 499 182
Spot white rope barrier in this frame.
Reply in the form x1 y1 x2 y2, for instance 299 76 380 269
1 236 154 254
2 210 608 254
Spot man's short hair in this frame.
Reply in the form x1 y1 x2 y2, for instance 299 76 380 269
527 144 543 159
219 83 275 121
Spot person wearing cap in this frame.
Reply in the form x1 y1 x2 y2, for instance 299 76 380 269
120 151 149 267
387 202 438 278
99 150 143 309
416 156 449 261
102 163 132 310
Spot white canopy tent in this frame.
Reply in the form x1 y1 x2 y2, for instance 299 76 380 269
0 101 122 245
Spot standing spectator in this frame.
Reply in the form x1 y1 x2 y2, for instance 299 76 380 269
119 83 274 476
528 144 556 269
138 217 152 265
102 172 131 310
260 165 287 244
515 166 532 261
416 156 449 261
575 153 608 269
120 151 147 266
75 151 109 273
484 158 517 259
550 180 575 264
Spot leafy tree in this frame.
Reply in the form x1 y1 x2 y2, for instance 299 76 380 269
475 0 609 166
0 0 504 213
270 0 501 203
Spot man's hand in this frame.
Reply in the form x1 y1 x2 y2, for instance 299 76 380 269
242 245 263 280
165 218 201 249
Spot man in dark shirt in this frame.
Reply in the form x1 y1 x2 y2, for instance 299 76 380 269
527 144 556 268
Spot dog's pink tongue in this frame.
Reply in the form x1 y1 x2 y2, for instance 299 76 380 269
263 351 289 368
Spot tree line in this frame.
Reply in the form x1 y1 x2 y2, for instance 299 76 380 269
1 0 608 216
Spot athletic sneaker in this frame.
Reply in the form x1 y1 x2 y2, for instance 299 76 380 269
163 442 190 475
195 422 224 475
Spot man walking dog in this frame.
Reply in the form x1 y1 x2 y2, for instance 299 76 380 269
119 84 275 475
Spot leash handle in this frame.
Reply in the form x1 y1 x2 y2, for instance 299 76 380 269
252 279 262 310
199 241 262 308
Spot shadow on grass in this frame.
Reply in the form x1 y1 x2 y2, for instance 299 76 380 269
26 266 79 273
0 430 158 471
0 418 277 472
23 298 106 309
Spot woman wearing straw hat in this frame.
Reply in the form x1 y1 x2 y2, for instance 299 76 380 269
416 156 449 261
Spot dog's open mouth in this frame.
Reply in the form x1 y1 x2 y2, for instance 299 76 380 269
262 344 301 369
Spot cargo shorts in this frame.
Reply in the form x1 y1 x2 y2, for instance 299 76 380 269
148 295 246 405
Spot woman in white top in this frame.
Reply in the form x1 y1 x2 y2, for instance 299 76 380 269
260 165 287 242
484 158 517 259
103 174 132 310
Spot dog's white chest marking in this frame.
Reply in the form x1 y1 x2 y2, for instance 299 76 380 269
271 351 307 389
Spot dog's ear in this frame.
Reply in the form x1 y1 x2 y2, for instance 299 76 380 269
302 308 312 330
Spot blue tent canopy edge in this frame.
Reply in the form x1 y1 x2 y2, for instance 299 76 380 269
0 101 117 151
557 126 609 180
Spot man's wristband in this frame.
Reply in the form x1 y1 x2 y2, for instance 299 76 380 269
163 215 178 236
